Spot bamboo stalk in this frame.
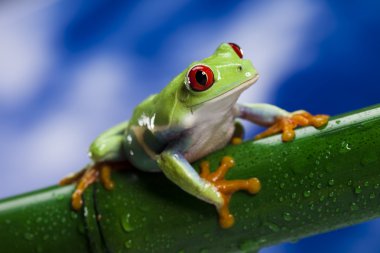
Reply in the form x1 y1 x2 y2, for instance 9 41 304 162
0 104 379 253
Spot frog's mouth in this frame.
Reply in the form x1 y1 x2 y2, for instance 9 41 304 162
193 74 259 108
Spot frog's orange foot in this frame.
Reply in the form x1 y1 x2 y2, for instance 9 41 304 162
59 163 115 210
255 112 329 142
200 156 261 228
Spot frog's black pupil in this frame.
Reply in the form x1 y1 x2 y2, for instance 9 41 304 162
196 71 207 86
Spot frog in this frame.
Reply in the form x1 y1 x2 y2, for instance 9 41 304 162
60 43 329 228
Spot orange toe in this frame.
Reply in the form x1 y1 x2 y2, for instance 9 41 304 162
70 166 98 210
60 163 117 211
200 156 261 229
311 114 329 127
100 164 115 190
255 111 329 142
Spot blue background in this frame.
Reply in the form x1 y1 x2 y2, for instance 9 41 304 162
0 1 379 252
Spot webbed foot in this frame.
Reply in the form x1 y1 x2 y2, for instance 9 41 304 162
200 156 261 228
60 163 115 210
255 111 329 142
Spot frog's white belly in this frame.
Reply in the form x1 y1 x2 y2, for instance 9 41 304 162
182 97 238 163
184 116 234 162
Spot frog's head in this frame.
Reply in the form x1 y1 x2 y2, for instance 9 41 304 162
178 43 259 108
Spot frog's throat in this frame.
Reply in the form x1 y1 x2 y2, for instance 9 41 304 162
192 74 259 108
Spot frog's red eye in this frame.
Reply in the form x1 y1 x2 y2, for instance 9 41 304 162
187 65 214 92
228 42 243 58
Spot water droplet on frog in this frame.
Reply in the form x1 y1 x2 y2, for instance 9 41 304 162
328 179 335 186
303 190 311 198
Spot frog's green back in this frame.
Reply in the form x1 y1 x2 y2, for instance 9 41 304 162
129 66 188 127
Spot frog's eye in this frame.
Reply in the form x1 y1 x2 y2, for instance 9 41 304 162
187 65 214 92
228 42 243 58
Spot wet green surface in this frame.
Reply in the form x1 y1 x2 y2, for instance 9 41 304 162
1 105 380 253
92 105 380 252
0 185 89 253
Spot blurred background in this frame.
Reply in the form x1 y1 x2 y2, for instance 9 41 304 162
0 0 379 252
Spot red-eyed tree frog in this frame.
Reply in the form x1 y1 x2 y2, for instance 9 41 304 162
61 43 328 228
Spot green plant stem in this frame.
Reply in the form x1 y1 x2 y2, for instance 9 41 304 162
0 105 380 253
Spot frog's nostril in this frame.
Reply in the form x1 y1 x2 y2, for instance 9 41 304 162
237 65 243 72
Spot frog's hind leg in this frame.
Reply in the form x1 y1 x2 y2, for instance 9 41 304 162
60 162 129 210
59 167 87 186
59 163 112 211
200 156 261 228
60 120 130 210
66 165 98 210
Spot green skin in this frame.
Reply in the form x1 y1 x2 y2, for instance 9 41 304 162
89 43 290 210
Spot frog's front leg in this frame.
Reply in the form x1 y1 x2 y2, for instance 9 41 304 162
157 150 261 228
236 103 329 142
